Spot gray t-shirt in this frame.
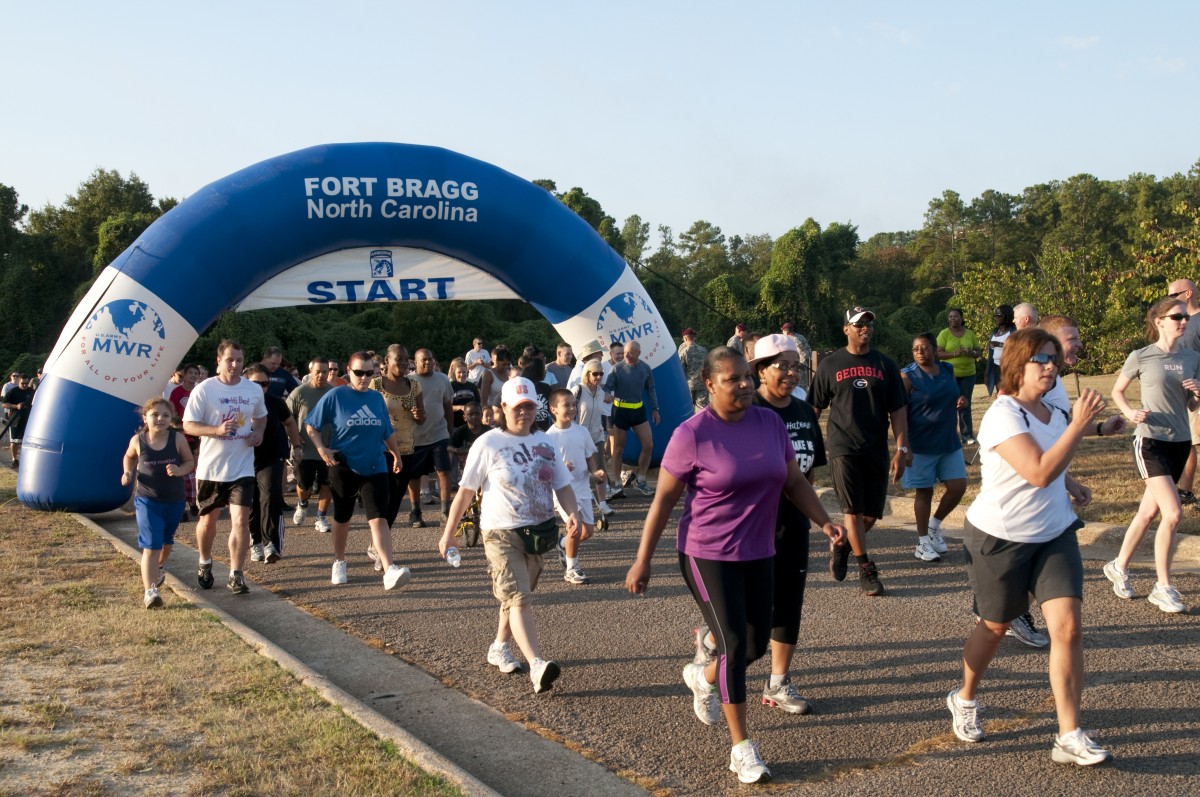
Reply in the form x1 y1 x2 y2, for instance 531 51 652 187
287 382 334 460
604 360 657 411
1120 344 1200 441
412 371 453 445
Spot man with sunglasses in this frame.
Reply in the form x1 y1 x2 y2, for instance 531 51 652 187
809 306 909 596
1165 279 1200 505
304 352 411 590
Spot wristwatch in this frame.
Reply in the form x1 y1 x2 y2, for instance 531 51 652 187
898 446 910 454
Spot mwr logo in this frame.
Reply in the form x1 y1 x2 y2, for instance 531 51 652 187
78 299 167 386
596 291 663 361
346 405 383 427
370 249 393 278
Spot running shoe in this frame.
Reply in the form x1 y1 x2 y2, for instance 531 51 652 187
859 561 885 596
634 479 653 496
153 568 166 589
683 662 720 725
597 501 614 517
927 526 949 554
1102 560 1134 599
366 546 384 572
1148 583 1185 613
144 587 163 609
563 566 590 585
829 540 850 582
693 625 717 665
946 689 984 742
1051 728 1112 766
314 516 332 534
1178 489 1197 506
530 658 561 693
331 559 348 585
729 740 771 784
197 561 214 590
607 485 625 501
1006 612 1049 648
409 511 426 529
250 544 264 563
914 539 942 562
227 570 249 594
761 677 811 715
487 641 522 674
263 543 280 563
383 564 412 591
622 469 637 487
293 502 308 525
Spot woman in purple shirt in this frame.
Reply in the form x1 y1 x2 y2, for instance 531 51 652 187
625 347 844 785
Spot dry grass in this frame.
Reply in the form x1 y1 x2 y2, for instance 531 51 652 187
0 470 463 797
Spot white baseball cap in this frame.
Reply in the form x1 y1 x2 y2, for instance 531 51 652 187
501 376 537 407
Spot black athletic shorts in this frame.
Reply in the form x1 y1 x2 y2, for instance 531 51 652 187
328 464 389 523
612 405 647 431
197 476 256 515
409 439 451 476
297 459 330 491
829 451 889 518
1133 436 1190 481
964 518 1085 623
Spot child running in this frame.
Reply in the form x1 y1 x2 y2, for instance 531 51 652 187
547 388 606 584
121 397 195 608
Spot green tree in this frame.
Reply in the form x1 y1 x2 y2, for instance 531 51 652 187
620 214 650 264
759 219 836 345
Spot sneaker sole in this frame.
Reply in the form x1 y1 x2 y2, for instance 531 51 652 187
1005 628 1049 648
1102 563 1134 599
1148 595 1185 613
730 766 771 785
384 569 412 590
761 696 811 715
265 552 280 564
534 662 561 693
946 692 984 742
914 551 942 562
1051 747 1112 766
197 570 214 590
227 583 249 594
829 544 849 582
145 596 164 609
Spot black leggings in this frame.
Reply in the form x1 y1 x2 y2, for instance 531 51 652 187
772 511 810 645
384 451 415 527
679 553 773 705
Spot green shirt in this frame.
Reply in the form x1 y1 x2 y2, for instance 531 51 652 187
937 327 981 378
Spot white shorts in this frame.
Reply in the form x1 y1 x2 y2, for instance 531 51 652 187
554 481 595 525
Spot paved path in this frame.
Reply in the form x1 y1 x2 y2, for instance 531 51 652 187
91 489 1199 796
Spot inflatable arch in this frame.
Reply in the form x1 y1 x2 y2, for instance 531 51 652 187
19 143 690 512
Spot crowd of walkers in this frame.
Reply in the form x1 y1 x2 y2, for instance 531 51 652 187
89 284 1200 785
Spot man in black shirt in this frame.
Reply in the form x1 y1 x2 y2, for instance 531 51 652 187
2 373 34 469
244 365 302 563
809 307 910 596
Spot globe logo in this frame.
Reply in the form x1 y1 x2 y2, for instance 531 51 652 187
79 299 168 385
596 291 662 361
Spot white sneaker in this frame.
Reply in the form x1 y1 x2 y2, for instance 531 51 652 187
563 566 590 585
383 564 412 591
927 526 948 553
293 503 308 525
1051 728 1112 766
143 587 163 609
729 740 771 784
683 662 720 725
486 641 522 674
530 658 561 693
331 559 348 585
946 689 984 742
1148 583 1185 613
249 543 264 562
1103 560 1134 599
1006 612 1049 648
314 516 332 534
263 542 280 563
366 546 384 572
597 500 613 517
914 539 942 562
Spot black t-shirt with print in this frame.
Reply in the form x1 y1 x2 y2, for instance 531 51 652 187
809 347 907 458
754 393 827 531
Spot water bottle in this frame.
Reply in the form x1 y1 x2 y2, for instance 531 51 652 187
445 546 461 568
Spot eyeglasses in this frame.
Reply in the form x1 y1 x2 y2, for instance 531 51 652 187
1168 290 1189 299
1028 353 1057 365
349 368 374 378
1161 313 1188 321
768 361 803 373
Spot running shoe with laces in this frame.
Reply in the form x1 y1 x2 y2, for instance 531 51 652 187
530 658 561 693
1006 612 1049 648
197 561 214 590
622 469 637 487
383 564 412 591
829 540 850 581
597 500 614 517
144 587 163 609
914 539 942 562
607 484 625 501
1051 728 1112 766
487 641 522 673
227 570 249 594
331 559 348 585
729 740 771 784
366 546 384 572
563 566 590 585
314 515 332 533
250 544 264 563
693 625 718 666
1178 489 1197 506
293 502 308 525
761 677 811 715
927 525 949 554
264 542 280 563
859 560 885 596
1148 583 1185 613
1103 559 1134 599
634 479 653 496
683 662 721 725
409 510 426 528
946 689 984 742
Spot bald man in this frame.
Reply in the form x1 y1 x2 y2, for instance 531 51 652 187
1013 302 1039 330
1168 279 1200 502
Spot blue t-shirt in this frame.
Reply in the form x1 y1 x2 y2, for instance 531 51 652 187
902 362 962 455
304 386 395 476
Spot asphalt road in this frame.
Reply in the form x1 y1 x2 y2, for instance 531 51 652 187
103 486 1199 796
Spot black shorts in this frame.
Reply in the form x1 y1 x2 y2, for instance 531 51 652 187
1134 436 1190 481
829 451 889 518
297 459 330 491
612 405 647 431
197 477 256 515
409 439 451 476
964 518 1085 623
328 464 389 523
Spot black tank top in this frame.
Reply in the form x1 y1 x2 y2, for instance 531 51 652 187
136 428 184 503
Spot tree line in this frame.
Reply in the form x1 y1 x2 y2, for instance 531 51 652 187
3 162 1199 377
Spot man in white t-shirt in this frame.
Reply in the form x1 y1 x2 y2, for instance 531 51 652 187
464 337 491 384
183 339 268 594
408 348 455 526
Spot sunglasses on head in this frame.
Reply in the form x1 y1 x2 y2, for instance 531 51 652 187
1161 313 1188 321
1028 353 1057 364
349 368 374 377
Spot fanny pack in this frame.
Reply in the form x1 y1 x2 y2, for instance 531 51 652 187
514 518 559 555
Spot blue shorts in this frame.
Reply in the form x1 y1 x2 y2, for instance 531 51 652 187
136 496 184 550
902 450 967 489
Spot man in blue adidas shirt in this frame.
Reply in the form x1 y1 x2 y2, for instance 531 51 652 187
305 351 411 591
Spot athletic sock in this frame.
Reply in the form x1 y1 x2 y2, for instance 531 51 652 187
198 558 212 566
769 673 787 689
928 517 942 531
918 535 930 545
565 556 579 570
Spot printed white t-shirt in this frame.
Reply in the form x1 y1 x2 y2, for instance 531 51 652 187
459 428 572 530
183 377 268 482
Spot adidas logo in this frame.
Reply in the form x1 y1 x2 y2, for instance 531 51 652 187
346 405 383 427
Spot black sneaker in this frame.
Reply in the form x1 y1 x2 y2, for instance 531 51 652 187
829 541 850 582
1180 489 1197 506
607 485 626 501
859 561 884 596
197 561 214 590
409 510 426 528
227 570 249 594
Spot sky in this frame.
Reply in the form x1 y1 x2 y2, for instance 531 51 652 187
4 1 1199 245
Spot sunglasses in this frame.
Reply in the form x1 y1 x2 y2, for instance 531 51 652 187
768 361 803 372
1028 353 1057 364
850 321 874 329
1168 290 1189 299
349 368 374 378
1161 313 1188 321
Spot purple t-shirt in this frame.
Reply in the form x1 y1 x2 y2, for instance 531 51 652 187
661 405 793 562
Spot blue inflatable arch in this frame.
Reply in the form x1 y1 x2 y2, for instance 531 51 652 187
20 143 690 512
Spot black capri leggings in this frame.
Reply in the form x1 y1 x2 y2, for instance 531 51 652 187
679 553 774 705
771 510 810 646
383 451 416 527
